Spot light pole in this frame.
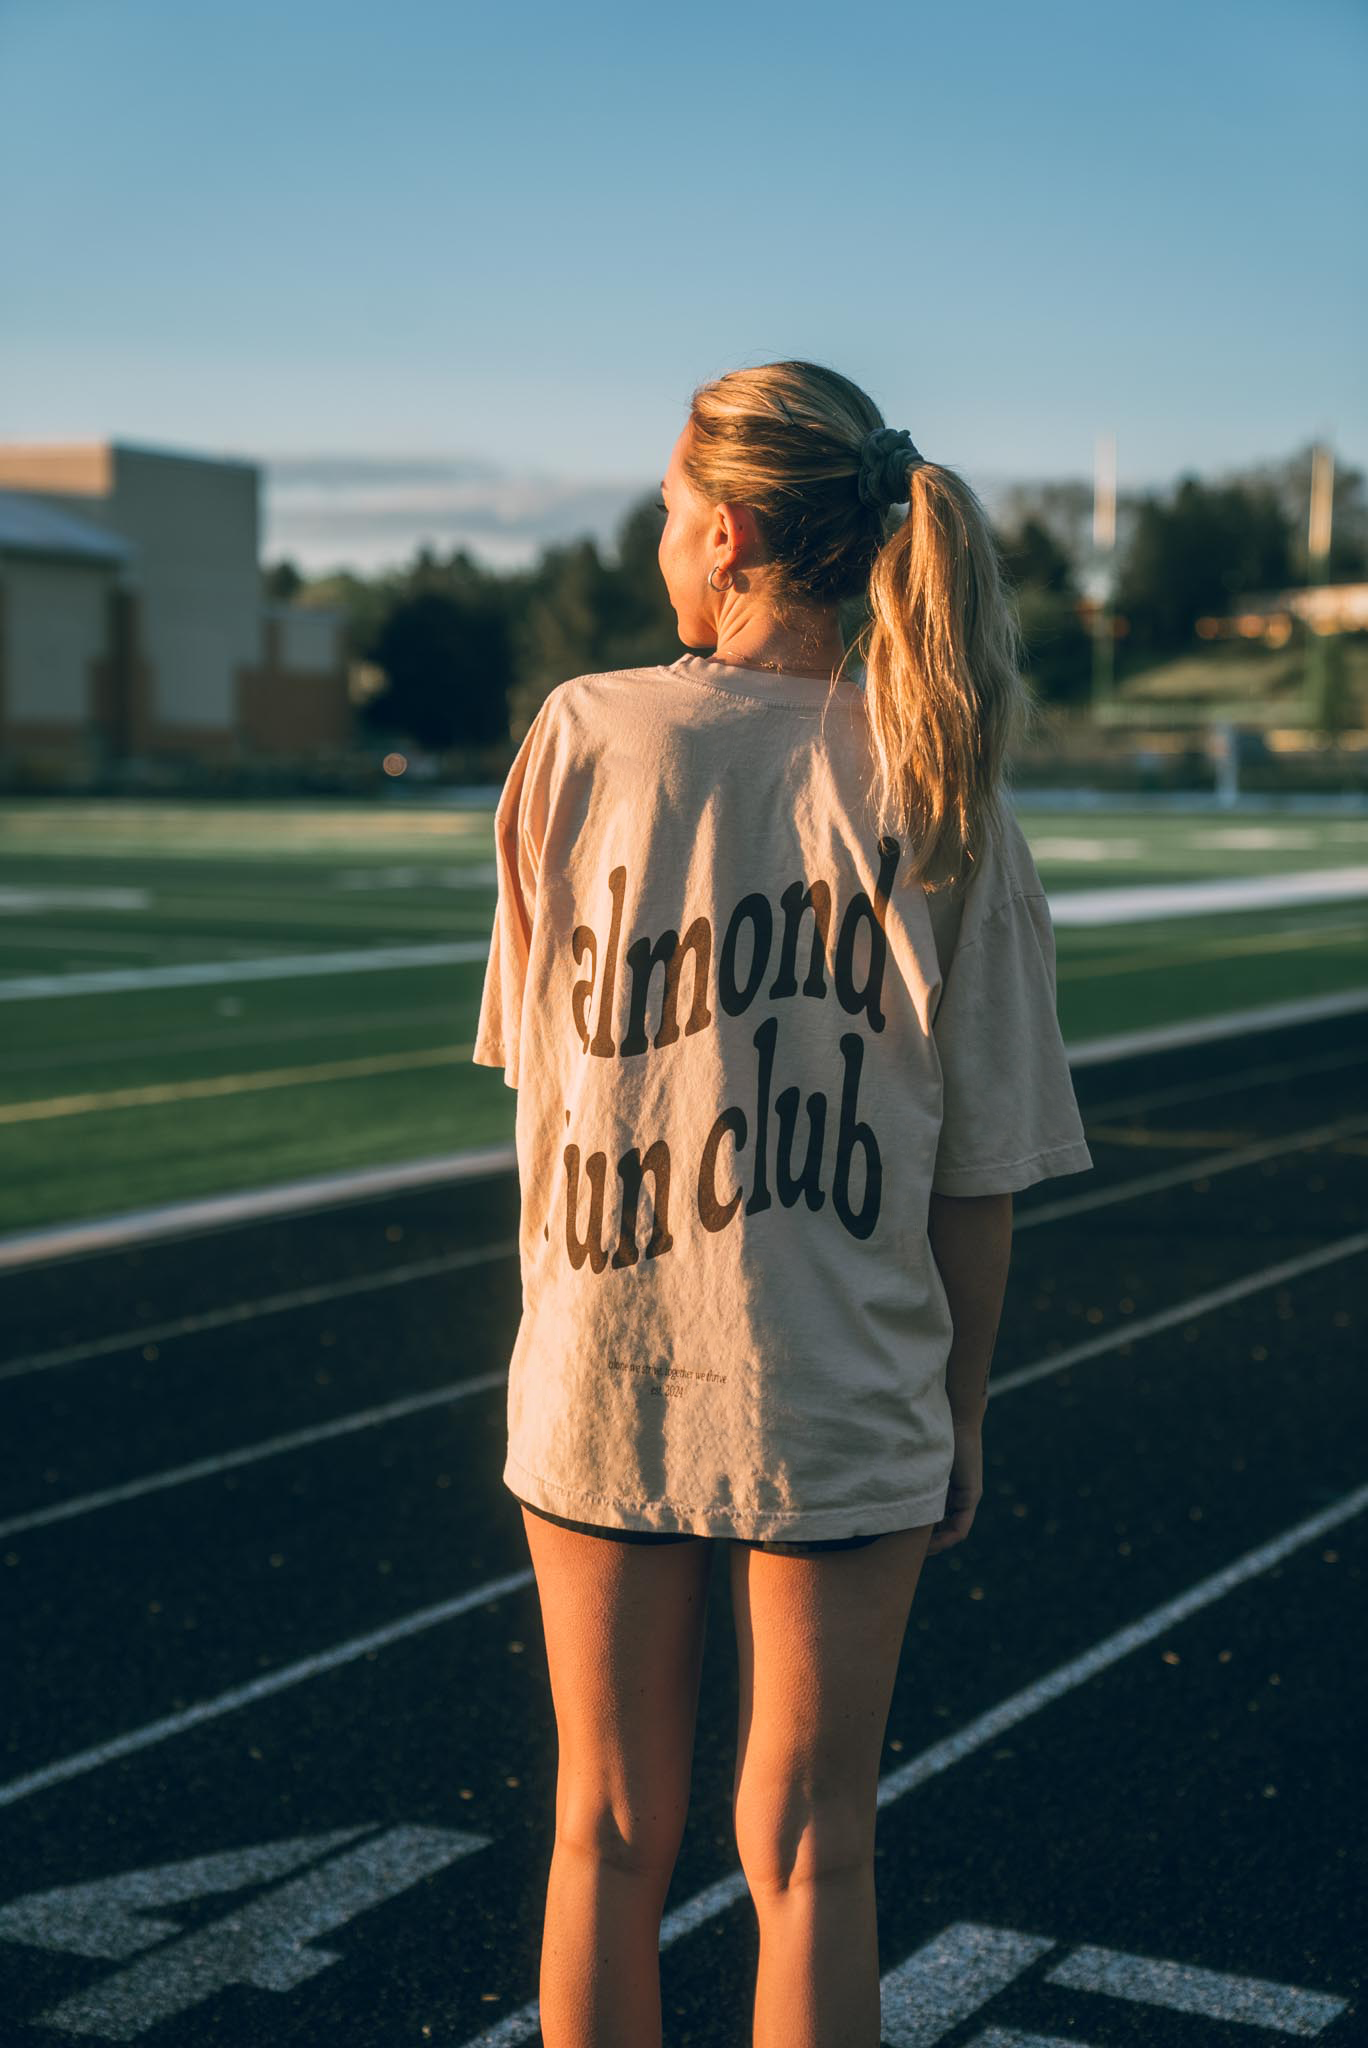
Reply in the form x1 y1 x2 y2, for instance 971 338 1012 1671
1090 431 1117 717
1302 440 1337 734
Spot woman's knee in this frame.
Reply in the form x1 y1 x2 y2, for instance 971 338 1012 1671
733 1777 874 1897
555 1784 690 1886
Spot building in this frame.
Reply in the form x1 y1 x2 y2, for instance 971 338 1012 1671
0 441 355 783
1195 582 1368 646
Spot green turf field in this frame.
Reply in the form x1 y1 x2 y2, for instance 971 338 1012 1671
2 798 1366 1238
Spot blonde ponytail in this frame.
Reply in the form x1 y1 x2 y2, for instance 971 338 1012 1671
858 462 1033 888
684 361 1035 889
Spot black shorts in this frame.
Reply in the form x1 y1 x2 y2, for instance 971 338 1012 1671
515 1497 884 1554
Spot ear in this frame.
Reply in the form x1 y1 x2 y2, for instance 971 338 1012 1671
713 501 745 555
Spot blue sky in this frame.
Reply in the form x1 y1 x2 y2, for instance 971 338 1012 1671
1 0 1363 571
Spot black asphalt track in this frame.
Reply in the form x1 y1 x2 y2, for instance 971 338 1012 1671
0 1009 1364 2045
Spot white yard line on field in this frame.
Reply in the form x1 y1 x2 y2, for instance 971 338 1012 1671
1047 864 1368 924
2 864 1366 1003
0 1147 520 1273
1065 986 1368 1067
3 986 1367 1272
0 941 489 1002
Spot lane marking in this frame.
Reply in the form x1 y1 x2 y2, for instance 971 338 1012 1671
880 1923 1054 2045
1046 1941 1348 2036
965 2029 1086 2047
23 1826 487 2040
0 1238 520 1384
0 1571 536 1812
0 1372 507 1540
2 868 1364 1004
1057 917 1368 985
1189 826 1324 850
5 1228 1366 1823
0 1828 373 1958
4 1226 1366 1544
0 1001 470 1078
332 864 497 890
1021 837 1144 861
0 1150 519 1275
4 1102 1361 1383
1080 1123 1259 1150
454 1473 1368 2047
0 888 151 914
990 1228 1368 1396
1017 1108 1368 1228
1048 865 1368 923
5 990 1367 1273
1080 1039 1368 1123
0 1042 481 1128
0 940 490 1003
1065 986 1368 1067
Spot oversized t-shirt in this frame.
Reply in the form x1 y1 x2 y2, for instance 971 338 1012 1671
471 653 1094 1541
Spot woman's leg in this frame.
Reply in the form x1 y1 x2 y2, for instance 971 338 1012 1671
730 1524 935 2048
521 1507 714 2048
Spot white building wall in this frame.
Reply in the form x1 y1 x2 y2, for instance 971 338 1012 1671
275 604 341 669
0 442 262 738
105 447 261 730
2 558 109 722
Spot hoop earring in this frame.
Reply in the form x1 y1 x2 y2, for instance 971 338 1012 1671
708 565 733 592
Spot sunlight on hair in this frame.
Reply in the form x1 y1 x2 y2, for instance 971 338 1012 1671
684 361 1036 887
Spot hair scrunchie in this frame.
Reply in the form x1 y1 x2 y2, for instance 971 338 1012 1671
857 426 924 511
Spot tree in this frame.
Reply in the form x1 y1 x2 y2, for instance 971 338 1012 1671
363 589 513 750
601 496 680 668
999 514 1075 595
995 512 1092 705
263 558 304 602
1117 476 1295 652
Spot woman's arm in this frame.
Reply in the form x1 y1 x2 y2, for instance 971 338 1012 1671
927 1190 1013 1425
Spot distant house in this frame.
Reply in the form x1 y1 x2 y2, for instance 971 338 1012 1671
1195 582 1368 644
0 441 354 782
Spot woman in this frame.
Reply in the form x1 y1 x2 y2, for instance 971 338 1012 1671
472 360 1093 2047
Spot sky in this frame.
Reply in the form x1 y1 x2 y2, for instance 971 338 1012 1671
1 0 1364 574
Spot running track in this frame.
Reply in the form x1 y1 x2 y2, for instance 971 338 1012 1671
0 1008 1364 2044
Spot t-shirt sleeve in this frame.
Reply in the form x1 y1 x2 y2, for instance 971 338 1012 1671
471 701 553 1090
930 885 1094 1197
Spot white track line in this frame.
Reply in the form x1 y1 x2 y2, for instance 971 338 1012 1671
5 1220 1359 1818
1047 865 1368 923
11 1228 1365 1540
2 872 1364 1004
0 1372 507 1541
0 1569 537 1812
1016 1108 1368 1230
1 991 1365 1273
0 1240 520 1385
455 1471 1368 2047
1080 1039 1368 1124
988 1229 1368 1396
0 940 491 1003
1065 986 1368 1068
2 1105 1361 1387
0 1146 518 1273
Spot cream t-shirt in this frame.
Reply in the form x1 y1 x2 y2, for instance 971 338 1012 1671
472 654 1094 1540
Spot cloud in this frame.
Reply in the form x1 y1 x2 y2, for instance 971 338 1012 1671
262 454 654 575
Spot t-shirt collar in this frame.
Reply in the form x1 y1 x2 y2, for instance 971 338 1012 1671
667 652 863 708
